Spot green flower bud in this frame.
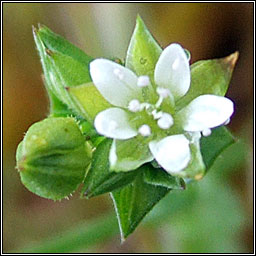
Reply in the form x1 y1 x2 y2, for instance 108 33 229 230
16 117 92 200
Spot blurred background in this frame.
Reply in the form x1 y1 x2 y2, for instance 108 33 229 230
3 3 253 253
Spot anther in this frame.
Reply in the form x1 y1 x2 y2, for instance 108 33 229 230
152 110 163 120
138 124 151 137
202 128 211 137
137 75 150 87
140 102 153 111
128 99 141 112
157 113 174 130
156 87 170 99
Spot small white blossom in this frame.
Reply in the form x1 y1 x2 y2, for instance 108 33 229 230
90 43 234 175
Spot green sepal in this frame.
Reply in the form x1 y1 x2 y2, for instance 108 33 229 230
126 15 162 78
200 126 235 171
143 167 185 190
110 136 153 172
46 90 76 118
49 51 92 86
111 164 170 241
16 117 92 201
33 26 65 116
36 24 93 67
78 119 105 147
176 52 239 110
180 134 206 180
81 139 137 199
33 25 94 119
68 82 112 123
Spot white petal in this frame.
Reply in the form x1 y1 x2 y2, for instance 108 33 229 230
149 134 191 174
179 95 234 132
94 108 137 139
90 59 142 107
154 43 190 100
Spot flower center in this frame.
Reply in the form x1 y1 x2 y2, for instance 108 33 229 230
127 76 175 136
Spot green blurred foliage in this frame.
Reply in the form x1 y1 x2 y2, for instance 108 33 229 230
3 3 253 253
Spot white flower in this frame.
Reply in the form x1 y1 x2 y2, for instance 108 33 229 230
90 43 234 175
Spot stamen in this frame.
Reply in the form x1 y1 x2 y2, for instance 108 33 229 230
157 113 174 130
138 124 151 137
140 102 153 112
202 128 211 137
128 99 141 112
152 110 163 120
113 68 124 80
137 75 150 87
156 87 170 99
172 58 180 70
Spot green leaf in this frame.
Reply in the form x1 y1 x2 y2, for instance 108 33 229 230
33 26 64 114
110 136 153 172
111 165 170 241
49 51 92 85
78 119 105 147
143 167 185 190
68 82 112 123
37 25 93 67
16 117 92 200
44 50 94 118
33 25 94 119
81 139 137 198
44 82 77 118
200 126 235 170
126 15 162 78
33 27 78 116
176 52 239 110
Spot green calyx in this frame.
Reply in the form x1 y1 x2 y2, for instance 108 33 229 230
16 117 92 200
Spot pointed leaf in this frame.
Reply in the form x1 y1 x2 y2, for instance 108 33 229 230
33 25 94 119
37 25 93 67
41 76 77 118
81 139 137 198
46 89 76 117
111 165 170 241
33 26 64 114
16 117 92 200
126 16 162 78
49 51 91 85
176 52 239 110
143 167 185 190
45 51 95 118
200 126 235 170
33 27 81 116
68 83 112 123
